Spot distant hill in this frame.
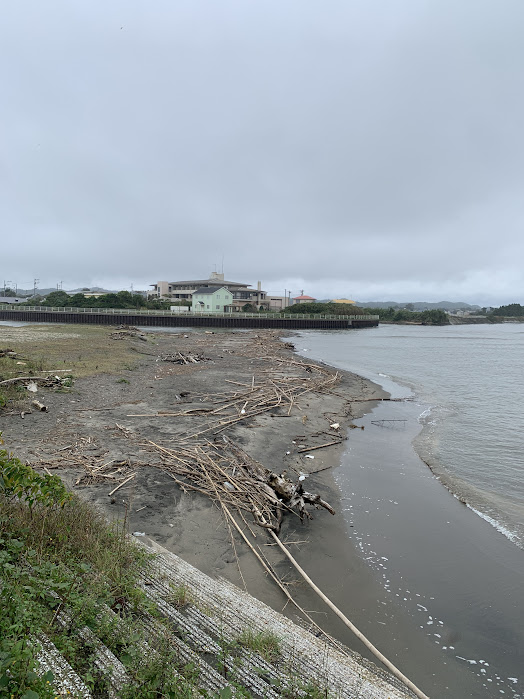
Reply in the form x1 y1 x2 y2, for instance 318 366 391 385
357 301 481 312
15 287 116 297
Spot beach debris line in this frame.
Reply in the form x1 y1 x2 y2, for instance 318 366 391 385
127 358 341 437
0 374 73 389
140 435 335 534
109 325 148 341
159 351 211 365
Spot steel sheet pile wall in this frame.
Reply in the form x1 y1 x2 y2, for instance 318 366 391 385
0 308 378 330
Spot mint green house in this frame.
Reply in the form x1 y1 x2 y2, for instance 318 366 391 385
191 286 233 313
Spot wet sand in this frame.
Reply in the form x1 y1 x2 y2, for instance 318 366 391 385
3 325 520 697
293 333 524 699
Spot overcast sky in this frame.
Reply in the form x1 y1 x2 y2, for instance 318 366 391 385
1 1 523 305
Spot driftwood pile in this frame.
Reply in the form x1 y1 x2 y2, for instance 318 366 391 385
159 352 210 365
128 356 340 442
110 325 147 342
141 436 335 533
0 375 72 389
30 432 141 488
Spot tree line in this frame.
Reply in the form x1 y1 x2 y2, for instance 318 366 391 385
287 303 449 324
489 303 524 317
21 290 175 310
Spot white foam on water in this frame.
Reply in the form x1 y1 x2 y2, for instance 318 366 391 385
467 505 520 545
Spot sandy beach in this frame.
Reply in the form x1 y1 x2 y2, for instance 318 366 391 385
0 327 386 642
4 324 519 697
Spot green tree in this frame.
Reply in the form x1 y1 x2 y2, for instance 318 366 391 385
490 303 524 317
41 290 71 306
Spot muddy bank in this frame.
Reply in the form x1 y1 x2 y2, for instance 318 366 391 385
0 328 389 649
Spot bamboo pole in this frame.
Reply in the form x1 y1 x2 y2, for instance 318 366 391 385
297 440 344 453
268 531 430 699
108 473 136 497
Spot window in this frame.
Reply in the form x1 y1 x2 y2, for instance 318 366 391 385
216 305 220 309
206 304 209 309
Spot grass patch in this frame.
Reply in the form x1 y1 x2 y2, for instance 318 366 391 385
0 354 48 411
236 628 281 663
0 441 151 697
0 325 140 379
166 582 193 609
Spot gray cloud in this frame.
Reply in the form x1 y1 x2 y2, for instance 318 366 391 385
1 0 523 304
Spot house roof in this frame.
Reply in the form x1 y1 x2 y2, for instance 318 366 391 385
193 286 232 295
171 279 250 288
293 295 316 301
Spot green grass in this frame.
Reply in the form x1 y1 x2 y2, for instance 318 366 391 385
236 628 281 663
167 582 193 609
0 325 141 380
0 441 152 697
0 354 48 411
0 441 333 698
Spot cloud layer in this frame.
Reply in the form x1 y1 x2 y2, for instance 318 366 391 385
1 0 523 304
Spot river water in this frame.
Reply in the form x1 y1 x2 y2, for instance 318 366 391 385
294 324 524 698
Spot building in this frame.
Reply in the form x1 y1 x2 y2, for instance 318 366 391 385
267 295 291 311
191 287 233 313
150 272 269 311
292 293 317 305
0 297 24 304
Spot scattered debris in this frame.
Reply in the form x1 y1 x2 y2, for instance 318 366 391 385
0 375 73 389
110 325 148 341
108 473 137 496
26 381 38 393
32 400 48 412
160 352 210 365
371 419 407 428
139 436 335 534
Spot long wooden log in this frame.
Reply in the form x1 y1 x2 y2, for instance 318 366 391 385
297 439 343 453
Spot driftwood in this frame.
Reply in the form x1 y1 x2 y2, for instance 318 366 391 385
0 375 71 388
140 436 335 534
0 376 49 386
297 439 344 453
127 360 340 440
110 325 147 341
32 400 47 412
160 352 210 365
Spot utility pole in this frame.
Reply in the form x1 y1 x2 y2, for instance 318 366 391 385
33 278 39 298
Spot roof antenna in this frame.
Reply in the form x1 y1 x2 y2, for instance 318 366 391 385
221 254 224 274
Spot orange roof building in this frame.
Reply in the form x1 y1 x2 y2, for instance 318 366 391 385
292 292 317 304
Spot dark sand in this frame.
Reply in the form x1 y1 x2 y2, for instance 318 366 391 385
1 326 507 698
0 328 386 638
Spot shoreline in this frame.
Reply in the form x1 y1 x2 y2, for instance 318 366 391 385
3 323 523 697
293 329 524 698
0 326 389 645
